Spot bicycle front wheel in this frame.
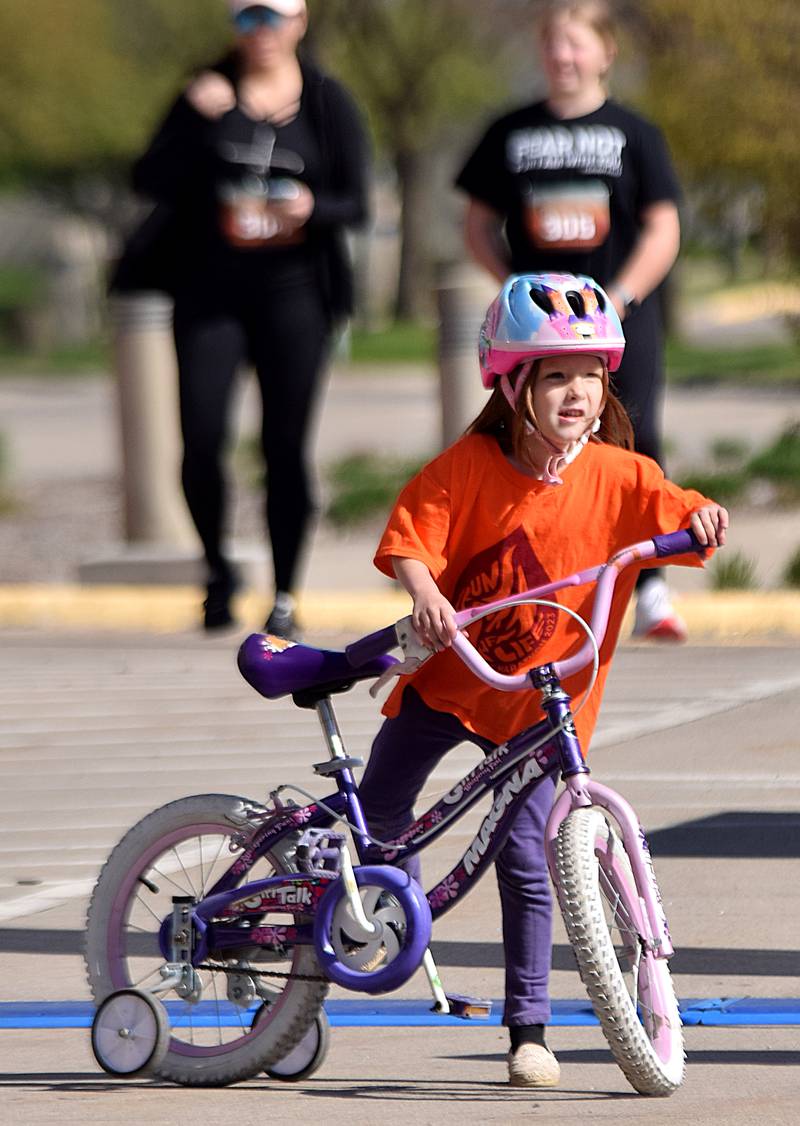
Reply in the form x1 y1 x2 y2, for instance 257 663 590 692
555 807 684 1096
85 794 328 1087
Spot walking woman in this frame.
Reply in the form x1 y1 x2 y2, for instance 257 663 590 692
456 0 685 640
126 1 369 635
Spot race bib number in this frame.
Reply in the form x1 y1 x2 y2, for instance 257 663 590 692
524 180 610 251
219 192 304 249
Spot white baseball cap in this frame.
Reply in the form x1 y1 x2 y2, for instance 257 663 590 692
228 1 306 16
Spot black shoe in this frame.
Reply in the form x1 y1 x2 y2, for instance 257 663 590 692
264 604 300 641
203 574 239 631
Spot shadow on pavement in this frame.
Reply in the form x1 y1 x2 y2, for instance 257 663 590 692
457 1049 800 1067
425 940 798 977
2 929 797 979
647 811 800 858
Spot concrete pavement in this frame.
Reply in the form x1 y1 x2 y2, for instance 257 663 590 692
0 633 798 1121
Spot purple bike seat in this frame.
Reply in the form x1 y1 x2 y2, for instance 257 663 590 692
237 633 397 701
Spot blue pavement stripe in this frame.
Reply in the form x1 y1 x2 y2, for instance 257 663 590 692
1 998 799 1030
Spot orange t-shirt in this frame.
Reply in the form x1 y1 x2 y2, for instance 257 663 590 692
374 433 709 750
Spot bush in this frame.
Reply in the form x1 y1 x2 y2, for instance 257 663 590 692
0 432 16 515
747 424 800 483
325 453 426 527
782 547 800 588
710 436 750 466
678 469 748 505
710 551 758 590
746 425 800 504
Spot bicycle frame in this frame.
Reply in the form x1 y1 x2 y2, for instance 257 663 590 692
187 529 701 972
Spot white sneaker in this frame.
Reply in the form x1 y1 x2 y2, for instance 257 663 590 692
632 577 687 642
507 1043 561 1087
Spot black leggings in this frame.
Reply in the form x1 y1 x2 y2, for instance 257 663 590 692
610 296 666 587
611 295 665 468
173 283 330 593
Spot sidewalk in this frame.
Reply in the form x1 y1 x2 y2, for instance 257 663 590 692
0 367 799 637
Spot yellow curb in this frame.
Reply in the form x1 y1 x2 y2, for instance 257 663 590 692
1 585 800 641
667 591 800 641
0 585 411 635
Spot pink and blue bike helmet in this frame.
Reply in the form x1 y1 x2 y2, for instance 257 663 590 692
479 272 626 388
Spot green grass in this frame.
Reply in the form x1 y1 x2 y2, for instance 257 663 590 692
710 551 759 591
346 322 800 383
348 321 436 365
0 318 797 387
665 339 800 386
0 337 110 374
0 264 46 310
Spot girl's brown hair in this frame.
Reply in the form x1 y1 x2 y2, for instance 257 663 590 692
467 358 634 472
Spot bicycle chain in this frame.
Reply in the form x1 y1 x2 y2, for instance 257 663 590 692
196 962 329 984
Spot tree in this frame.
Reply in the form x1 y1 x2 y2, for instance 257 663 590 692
633 0 800 265
308 0 531 319
0 0 225 190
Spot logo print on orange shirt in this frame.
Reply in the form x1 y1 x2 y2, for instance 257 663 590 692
451 528 558 674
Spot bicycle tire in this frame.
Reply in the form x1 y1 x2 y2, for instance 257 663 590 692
91 988 170 1078
554 807 684 1095
85 793 328 1087
263 1009 330 1081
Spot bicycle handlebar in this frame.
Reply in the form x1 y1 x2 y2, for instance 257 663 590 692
345 624 399 668
346 527 707 686
651 528 703 558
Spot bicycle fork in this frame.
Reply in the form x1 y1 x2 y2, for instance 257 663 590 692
545 775 674 959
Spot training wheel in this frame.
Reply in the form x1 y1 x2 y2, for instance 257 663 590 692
91 988 170 1078
253 1006 330 1081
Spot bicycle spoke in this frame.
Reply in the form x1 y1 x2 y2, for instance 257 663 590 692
131 890 166 929
147 860 194 898
199 834 231 896
209 971 223 1047
172 845 200 899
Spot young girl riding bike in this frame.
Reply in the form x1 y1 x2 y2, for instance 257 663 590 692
359 272 727 1089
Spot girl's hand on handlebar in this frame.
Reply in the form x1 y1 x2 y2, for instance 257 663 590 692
690 504 729 548
391 557 458 652
412 590 458 652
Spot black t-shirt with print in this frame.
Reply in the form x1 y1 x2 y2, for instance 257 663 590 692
455 99 681 285
200 101 323 285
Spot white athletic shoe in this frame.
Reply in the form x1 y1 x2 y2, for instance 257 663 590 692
507 1043 561 1087
632 577 688 642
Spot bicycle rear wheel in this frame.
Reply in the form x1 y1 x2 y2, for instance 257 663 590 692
85 794 328 1087
555 807 684 1095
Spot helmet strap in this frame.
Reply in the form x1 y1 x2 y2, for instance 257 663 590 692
501 363 602 485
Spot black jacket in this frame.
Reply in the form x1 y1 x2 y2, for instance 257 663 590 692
112 58 369 323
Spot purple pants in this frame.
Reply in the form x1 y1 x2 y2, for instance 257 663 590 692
358 687 556 1026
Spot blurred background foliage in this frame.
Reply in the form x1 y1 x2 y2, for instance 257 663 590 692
0 0 798 344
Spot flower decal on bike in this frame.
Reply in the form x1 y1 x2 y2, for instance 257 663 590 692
428 873 460 909
292 806 314 825
250 925 288 947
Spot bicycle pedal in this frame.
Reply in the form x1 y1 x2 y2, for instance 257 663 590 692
437 994 493 1020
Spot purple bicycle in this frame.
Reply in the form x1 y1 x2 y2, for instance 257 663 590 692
85 528 700 1093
